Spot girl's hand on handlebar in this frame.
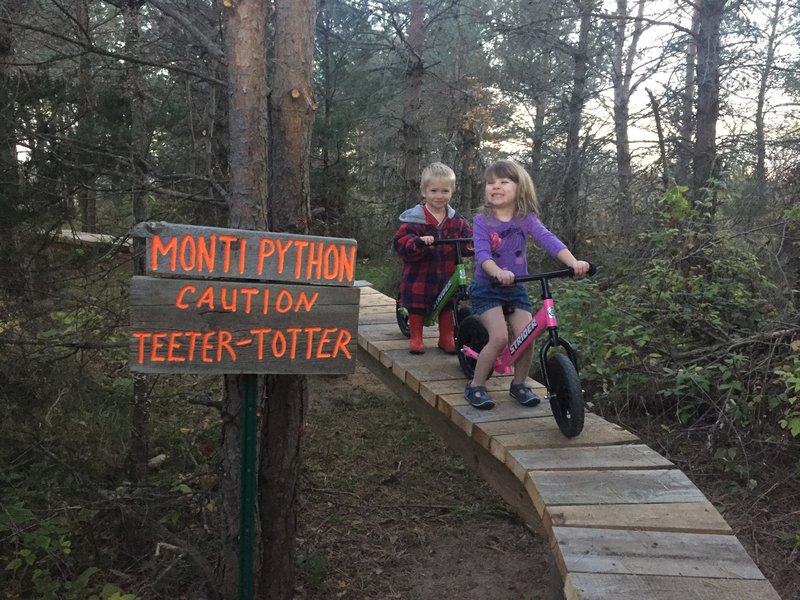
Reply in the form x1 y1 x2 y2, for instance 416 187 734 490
571 260 591 277
420 235 435 245
494 268 516 286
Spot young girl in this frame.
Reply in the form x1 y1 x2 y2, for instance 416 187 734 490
464 159 589 409
393 162 473 354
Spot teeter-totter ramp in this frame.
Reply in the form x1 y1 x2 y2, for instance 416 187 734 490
356 284 782 600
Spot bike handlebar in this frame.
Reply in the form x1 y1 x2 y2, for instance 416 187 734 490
433 237 472 245
513 262 596 283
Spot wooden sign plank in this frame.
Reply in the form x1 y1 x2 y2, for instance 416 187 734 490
564 572 781 600
133 221 357 286
546 502 731 534
553 526 765 579
130 276 358 374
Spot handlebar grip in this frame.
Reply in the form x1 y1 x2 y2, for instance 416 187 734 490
568 262 597 277
433 237 472 245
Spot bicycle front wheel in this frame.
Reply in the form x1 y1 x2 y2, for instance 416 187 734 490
546 353 585 438
396 301 410 338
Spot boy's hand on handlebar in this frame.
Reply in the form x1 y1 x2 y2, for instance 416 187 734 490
571 260 591 277
419 235 435 245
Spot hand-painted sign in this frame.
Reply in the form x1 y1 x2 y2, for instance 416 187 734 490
132 221 357 285
129 222 359 374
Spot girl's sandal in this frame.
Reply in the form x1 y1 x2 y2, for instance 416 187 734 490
510 383 541 407
464 385 495 410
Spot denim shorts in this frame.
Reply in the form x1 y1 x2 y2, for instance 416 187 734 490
468 281 532 315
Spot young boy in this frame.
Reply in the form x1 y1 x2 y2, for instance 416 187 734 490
393 162 473 354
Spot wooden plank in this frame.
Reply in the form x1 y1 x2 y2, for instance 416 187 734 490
358 322 405 344
417 377 467 404
133 221 357 285
357 305 397 324
478 413 635 451
505 444 672 482
436 376 548 417
564 572 781 600
524 469 706 517
488 416 640 464
365 338 409 361
378 348 461 392
546 502 731 534
358 293 396 308
448 399 552 437
501 428 644 479
130 276 358 374
420 374 514 398
379 352 465 385
552 527 765 580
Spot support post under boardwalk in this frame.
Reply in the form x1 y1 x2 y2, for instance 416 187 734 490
238 374 258 600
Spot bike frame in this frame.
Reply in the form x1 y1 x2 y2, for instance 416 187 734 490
396 237 472 327
460 268 579 384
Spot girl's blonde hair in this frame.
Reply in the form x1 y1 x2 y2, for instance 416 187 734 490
483 159 540 217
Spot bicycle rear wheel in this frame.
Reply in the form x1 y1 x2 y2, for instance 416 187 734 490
396 301 410 338
456 314 488 380
546 353 585 438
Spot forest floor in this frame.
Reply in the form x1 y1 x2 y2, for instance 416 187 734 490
294 364 800 600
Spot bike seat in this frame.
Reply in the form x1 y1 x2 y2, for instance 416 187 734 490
502 304 515 315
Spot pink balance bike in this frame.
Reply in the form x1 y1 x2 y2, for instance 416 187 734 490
457 265 596 438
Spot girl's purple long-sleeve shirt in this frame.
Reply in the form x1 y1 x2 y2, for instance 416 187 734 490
472 213 566 284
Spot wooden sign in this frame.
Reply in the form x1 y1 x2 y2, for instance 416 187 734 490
132 221 357 285
129 223 360 374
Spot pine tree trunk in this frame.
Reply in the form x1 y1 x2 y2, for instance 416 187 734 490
675 11 699 188
124 0 151 485
560 0 594 249
691 0 727 218
402 0 425 208
217 0 271 597
76 0 96 233
260 1 316 597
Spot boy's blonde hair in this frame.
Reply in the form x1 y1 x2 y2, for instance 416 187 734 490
420 162 456 192
483 159 540 217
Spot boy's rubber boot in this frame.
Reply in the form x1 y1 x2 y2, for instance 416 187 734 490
437 310 456 354
409 313 425 354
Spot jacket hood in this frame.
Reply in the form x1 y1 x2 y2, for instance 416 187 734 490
398 203 456 224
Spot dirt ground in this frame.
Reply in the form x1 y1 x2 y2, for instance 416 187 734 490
295 365 799 600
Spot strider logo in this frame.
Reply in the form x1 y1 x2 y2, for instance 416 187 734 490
434 279 453 307
509 320 537 355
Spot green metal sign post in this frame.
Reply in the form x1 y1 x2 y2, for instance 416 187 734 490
238 374 258 600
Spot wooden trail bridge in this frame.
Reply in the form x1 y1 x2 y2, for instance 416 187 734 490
356 284 782 600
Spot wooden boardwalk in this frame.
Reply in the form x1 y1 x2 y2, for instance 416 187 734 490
356 284 782 600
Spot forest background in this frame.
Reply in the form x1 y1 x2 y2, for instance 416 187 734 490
0 0 799 599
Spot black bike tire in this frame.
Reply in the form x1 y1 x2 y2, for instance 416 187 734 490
546 353 585 438
396 301 410 338
456 314 489 380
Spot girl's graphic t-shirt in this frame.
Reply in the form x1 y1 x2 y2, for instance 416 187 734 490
472 213 566 284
